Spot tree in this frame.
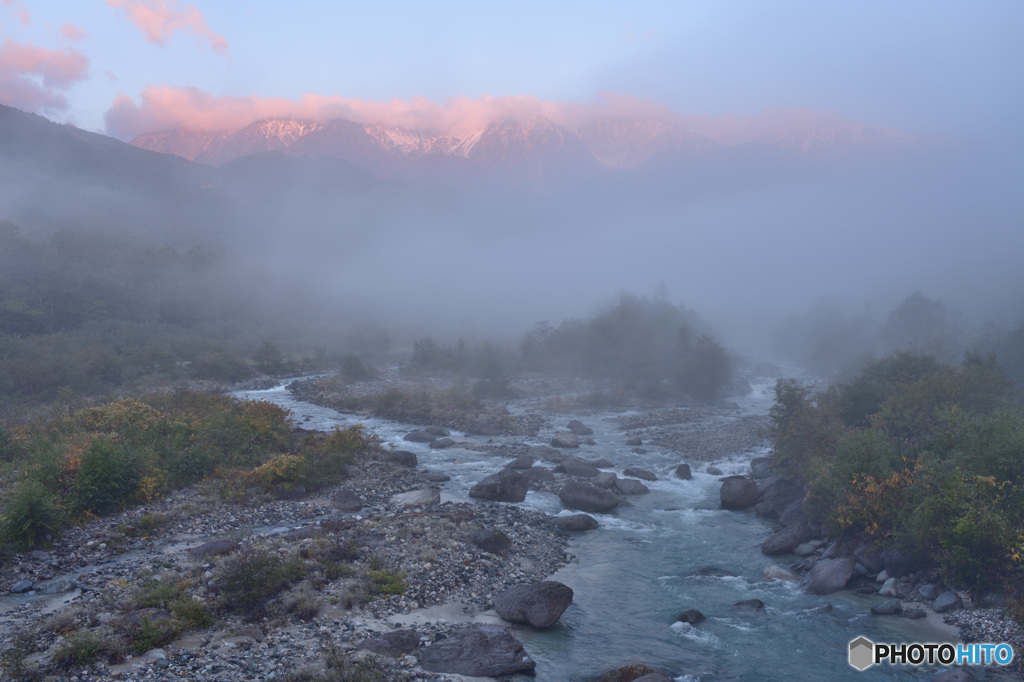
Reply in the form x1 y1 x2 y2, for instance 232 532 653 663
253 341 284 374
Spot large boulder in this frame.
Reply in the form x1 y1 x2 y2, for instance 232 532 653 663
674 463 692 480
676 609 705 625
523 467 556 486
720 477 759 510
803 558 855 595
357 629 420 657
761 523 815 555
763 565 800 582
551 432 580 448
615 478 650 495
493 581 573 628
595 471 618 488
391 487 441 508
187 540 237 560
403 429 435 443
505 455 535 469
777 500 807 527
871 599 903 615
419 625 535 677
386 450 417 467
623 468 656 481
567 419 594 436
552 514 598 531
557 457 600 477
932 591 963 613
469 469 528 502
881 548 913 579
429 437 455 449
750 457 773 478
559 481 620 513
468 528 512 557
595 663 662 682
762 477 804 516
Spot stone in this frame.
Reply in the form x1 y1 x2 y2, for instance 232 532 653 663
615 478 650 495
853 544 884 573
932 591 963 613
589 458 615 468
9 580 33 594
879 577 898 597
505 455 535 469
551 432 580 448
871 599 903 615
493 581 573 628
187 540 237 560
330 489 363 512
632 675 674 682
403 429 435 443
625 437 643 446
917 583 944 601
720 477 759 510
391 487 441 508
676 609 705 625
469 529 512 558
27 550 49 563
556 457 600 477
777 499 807 527
429 437 455 449
35 578 76 594
733 599 765 610
558 481 620 513
750 456 773 478
386 450 417 467
552 514 598 531
904 607 927 619
763 565 800 582
358 629 420 658
467 419 504 436
527 445 562 461
419 471 451 482
803 558 854 595
271 483 306 500
755 500 776 516
425 426 450 437
419 624 535 677
881 548 912 578
674 463 692 480
706 466 723 476
567 420 594 436
762 523 815 555
623 468 656 481
793 542 817 556
594 471 618 488
469 469 528 502
595 663 660 682
875 569 889 583
693 566 738 577
762 477 804 516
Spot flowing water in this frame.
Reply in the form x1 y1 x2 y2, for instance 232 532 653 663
232 378 1004 681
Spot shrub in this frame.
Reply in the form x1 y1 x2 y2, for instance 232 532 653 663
218 543 287 620
1 479 63 550
73 437 140 515
51 628 107 669
367 568 406 597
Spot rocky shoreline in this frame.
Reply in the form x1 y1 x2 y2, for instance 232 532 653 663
4 371 1022 681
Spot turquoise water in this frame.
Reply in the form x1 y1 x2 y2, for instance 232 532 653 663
234 380 1007 681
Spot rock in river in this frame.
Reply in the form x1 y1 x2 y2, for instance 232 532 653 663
551 431 580 448
803 558 854 595
493 581 574 628
419 624 536 677
719 476 759 510
558 480 620 513
469 469 528 502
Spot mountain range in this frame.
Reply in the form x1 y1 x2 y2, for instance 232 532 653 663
130 113 919 185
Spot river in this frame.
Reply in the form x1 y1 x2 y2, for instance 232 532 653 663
231 376 1005 681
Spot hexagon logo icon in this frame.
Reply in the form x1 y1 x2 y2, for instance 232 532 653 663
849 636 874 671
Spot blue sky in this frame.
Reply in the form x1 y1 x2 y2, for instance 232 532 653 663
2 1 1022 140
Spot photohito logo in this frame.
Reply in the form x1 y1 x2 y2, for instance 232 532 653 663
849 637 1014 670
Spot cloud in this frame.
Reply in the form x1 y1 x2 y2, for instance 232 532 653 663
0 0 30 27
0 40 90 114
60 23 89 43
106 0 228 56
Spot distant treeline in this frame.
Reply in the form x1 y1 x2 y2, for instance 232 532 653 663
405 293 733 400
770 350 1024 601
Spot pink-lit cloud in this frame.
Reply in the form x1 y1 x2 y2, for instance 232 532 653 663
0 39 89 114
0 0 31 27
59 23 89 43
106 0 228 56
103 84 906 148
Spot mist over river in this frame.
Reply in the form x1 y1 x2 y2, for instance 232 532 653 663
232 375 1007 681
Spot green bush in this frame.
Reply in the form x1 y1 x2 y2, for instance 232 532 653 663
73 438 141 515
218 543 287 620
1 479 63 550
51 628 107 669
